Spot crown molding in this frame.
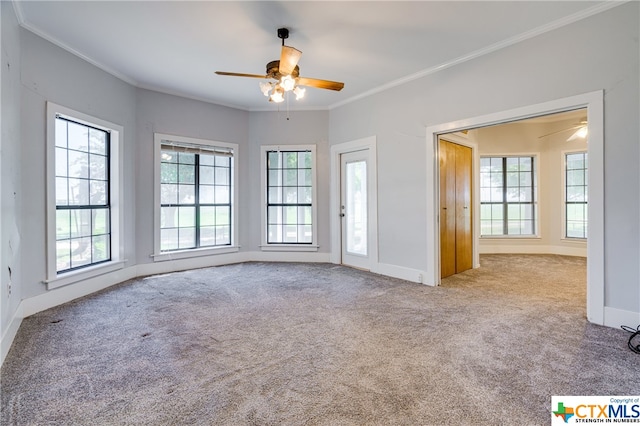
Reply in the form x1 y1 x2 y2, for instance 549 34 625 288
329 1 628 110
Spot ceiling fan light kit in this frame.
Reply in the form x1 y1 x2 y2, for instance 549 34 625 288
215 28 344 104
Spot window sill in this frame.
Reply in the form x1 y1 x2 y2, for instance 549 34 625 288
45 260 127 290
260 244 319 252
152 246 239 262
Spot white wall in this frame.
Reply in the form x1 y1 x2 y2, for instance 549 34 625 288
1 1 24 364
19 29 138 300
472 117 588 256
329 3 639 317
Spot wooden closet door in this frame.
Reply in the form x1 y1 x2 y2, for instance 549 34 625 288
439 140 473 278
454 143 473 273
439 140 456 278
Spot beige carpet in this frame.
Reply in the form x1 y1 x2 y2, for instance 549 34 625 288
2 255 638 425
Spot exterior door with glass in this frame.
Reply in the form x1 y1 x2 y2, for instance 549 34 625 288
340 150 370 270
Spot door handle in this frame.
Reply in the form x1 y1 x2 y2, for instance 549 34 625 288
340 213 345 217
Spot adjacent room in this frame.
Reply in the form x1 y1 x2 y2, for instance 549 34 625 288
2 1 639 424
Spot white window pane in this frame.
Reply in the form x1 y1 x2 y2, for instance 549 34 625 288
93 208 109 235
178 184 195 203
284 169 297 186
56 148 68 177
200 227 215 246
56 177 69 205
89 129 107 155
268 206 282 224
216 226 230 245
55 119 68 148
214 186 229 204
68 150 89 178
284 206 297 225
199 166 215 184
284 187 297 203
200 185 214 204
268 187 282 204
70 237 92 268
69 209 92 238
199 154 215 166
161 228 179 251
161 207 178 228
161 184 178 205
68 179 89 205
268 151 281 168
283 225 298 242
178 227 195 249
56 210 70 240
299 187 312 204
178 164 195 184
268 169 282 187
178 206 195 227
90 181 107 205
215 167 229 185
92 234 110 262
200 206 215 226
56 240 71 271
298 225 312 243
68 122 89 152
161 163 177 183
89 154 107 180
215 206 229 226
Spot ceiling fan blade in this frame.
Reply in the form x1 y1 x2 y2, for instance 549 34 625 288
215 71 267 79
538 125 583 139
279 46 302 76
297 77 344 91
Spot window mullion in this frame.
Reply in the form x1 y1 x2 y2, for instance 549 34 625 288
195 154 200 248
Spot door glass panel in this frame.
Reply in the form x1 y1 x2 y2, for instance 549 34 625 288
346 160 367 256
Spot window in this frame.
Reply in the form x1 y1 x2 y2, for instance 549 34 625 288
46 102 124 288
480 156 537 236
565 151 588 239
261 145 317 250
54 117 111 272
154 134 238 260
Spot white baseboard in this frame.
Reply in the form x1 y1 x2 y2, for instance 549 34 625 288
603 306 640 330
479 244 587 257
1 302 23 367
22 266 138 318
374 262 431 286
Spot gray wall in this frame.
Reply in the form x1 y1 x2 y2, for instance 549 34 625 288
247 111 330 252
134 88 249 263
1 1 23 351
19 29 138 299
329 3 639 313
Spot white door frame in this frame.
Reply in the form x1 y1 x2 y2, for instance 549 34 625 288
426 91 604 325
330 136 379 271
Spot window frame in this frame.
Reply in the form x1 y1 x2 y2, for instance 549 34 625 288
260 145 318 251
479 154 539 238
563 149 588 240
153 133 239 261
45 102 125 289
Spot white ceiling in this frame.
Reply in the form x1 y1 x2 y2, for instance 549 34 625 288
15 1 616 111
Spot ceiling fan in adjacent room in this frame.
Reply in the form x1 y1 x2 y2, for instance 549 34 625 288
216 28 344 103
538 119 588 141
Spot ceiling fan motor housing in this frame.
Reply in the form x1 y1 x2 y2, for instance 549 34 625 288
277 28 289 42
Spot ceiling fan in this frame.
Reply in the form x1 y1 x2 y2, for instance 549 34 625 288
538 119 588 141
215 28 344 103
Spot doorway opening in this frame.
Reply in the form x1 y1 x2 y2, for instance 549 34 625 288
426 91 603 324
